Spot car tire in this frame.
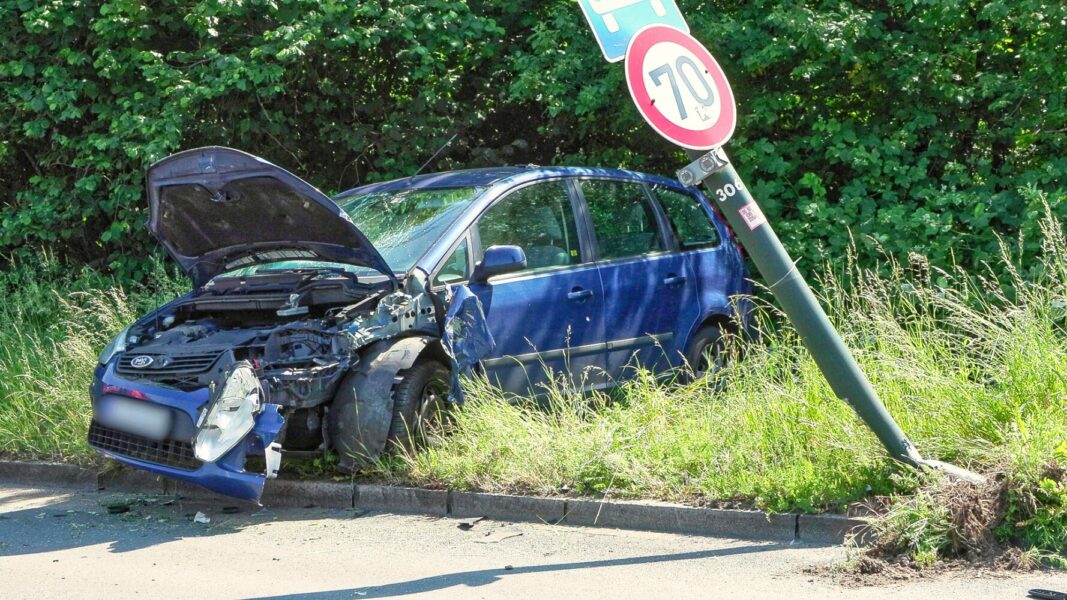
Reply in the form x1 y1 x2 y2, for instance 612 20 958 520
387 360 450 451
684 324 726 380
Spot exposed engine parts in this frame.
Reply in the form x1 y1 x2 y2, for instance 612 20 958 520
112 270 444 466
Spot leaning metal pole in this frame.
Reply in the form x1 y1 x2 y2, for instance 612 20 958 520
679 148 983 483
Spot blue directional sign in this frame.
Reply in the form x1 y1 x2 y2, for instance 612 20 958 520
576 0 690 63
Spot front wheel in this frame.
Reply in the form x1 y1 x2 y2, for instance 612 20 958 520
388 360 450 450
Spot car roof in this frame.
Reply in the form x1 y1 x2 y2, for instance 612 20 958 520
333 166 687 199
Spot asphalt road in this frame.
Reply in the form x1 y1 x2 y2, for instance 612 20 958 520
1 483 1064 599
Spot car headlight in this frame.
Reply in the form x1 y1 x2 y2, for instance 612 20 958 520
98 325 131 365
194 362 262 463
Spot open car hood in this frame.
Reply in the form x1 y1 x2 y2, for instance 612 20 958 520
147 147 395 286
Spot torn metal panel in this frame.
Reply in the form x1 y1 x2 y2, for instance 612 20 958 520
182 403 284 503
89 361 286 502
344 290 439 347
441 284 496 404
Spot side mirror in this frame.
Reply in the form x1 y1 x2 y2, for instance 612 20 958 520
472 245 527 283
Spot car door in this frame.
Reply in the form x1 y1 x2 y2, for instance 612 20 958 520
577 178 697 380
467 180 607 396
647 183 728 365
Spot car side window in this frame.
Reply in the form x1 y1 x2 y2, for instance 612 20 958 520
651 185 721 249
434 237 470 286
477 181 582 271
581 180 666 260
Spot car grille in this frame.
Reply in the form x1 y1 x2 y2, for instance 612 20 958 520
88 420 202 471
115 351 223 390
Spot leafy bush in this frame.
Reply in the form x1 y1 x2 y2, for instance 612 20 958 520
1 1 1065 280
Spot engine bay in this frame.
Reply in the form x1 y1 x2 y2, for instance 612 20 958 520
113 268 439 452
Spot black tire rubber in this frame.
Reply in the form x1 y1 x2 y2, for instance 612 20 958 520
684 324 725 380
387 360 450 450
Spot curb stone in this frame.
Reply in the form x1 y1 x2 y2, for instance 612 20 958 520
168 480 243 504
450 491 567 524
355 484 447 515
262 479 354 509
172 478 355 509
0 461 96 489
797 513 871 545
0 460 868 543
98 468 168 494
565 499 797 541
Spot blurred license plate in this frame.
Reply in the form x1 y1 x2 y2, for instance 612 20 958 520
96 396 173 441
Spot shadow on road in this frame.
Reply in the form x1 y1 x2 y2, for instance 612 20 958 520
0 485 358 557
249 544 785 599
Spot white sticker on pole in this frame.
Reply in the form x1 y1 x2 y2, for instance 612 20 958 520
625 25 736 150
738 203 767 231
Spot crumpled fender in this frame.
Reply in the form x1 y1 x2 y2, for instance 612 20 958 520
327 336 431 470
208 402 285 503
441 284 496 403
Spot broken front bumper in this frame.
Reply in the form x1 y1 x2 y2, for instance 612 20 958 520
88 362 284 502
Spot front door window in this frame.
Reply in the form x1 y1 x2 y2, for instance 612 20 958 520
471 181 606 395
477 181 581 270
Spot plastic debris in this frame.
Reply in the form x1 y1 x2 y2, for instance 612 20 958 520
457 516 485 531
476 531 523 544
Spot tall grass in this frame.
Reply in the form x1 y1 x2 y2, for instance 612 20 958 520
0 254 185 462
396 200 1067 533
0 201 1063 558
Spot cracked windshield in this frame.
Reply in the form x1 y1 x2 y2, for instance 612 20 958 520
336 186 484 274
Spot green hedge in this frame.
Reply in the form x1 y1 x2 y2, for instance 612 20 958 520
2 1 1064 281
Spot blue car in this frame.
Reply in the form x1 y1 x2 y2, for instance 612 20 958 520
88 147 751 501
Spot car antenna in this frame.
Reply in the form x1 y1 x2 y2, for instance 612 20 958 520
411 133 458 179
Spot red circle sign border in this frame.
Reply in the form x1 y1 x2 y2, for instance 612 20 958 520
625 25 737 150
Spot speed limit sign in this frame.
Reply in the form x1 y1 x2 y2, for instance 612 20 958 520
625 25 736 150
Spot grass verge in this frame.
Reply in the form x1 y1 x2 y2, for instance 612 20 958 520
390 200 1067 565
0 204 1065 566
0 254 184 463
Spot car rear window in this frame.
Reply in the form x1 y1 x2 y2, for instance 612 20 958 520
580 180 666 260
651 185 721 250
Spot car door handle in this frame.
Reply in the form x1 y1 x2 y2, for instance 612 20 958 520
567 288 594 301
662 275 687 286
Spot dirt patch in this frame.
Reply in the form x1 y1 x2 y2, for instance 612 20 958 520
810 547 1038 587
940 475 1011 559
815 469 1065 585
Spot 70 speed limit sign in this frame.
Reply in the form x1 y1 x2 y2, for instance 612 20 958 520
625 25 736 150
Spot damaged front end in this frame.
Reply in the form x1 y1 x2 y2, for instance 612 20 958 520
88 276 452 502
88 146 496 501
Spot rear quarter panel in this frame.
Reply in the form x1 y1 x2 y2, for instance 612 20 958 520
679 187 752 346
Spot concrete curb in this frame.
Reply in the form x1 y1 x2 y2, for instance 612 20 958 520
0 460 870 544
356 484 447 515
0 461 97 489
450 491 567 524
564 498 798 541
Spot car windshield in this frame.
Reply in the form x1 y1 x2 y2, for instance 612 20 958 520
335 186 483 272
214 186 483 279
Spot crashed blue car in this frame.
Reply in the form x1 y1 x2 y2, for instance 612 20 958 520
88 147 751 501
